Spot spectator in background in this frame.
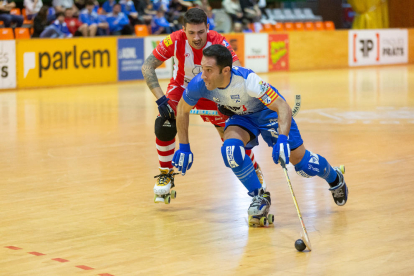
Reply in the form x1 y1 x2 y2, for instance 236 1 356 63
38 11 72 37
151 8 175 35
120 0 138 25
79 0 109 36
0 0 24 27
102 0 116 14
152 0 169 12
24 0 43 20
167 0 191 22
65 7 87 36
239 0 261 32
133 0 153 25
222 0 243 24
53 0 77 13
106 3 132 35
206 8 214 30
233 21 242 32
32 5 49 37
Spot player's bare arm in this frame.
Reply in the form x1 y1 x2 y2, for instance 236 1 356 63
142 53 165 99
268 96 292 137
176 98 194 144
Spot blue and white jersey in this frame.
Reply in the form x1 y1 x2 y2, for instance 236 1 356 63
183 66 284 115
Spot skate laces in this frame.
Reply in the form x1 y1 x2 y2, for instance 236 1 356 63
154 171 178 185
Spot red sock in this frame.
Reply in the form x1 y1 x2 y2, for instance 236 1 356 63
245 149 258 169
156 138 175 169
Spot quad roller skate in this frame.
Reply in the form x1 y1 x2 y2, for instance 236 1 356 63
248 188 274 227
153 168 178 204
329 165 348 206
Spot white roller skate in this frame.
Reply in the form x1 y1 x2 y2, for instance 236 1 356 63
329 165 348 206
153 168 178 204
248 188 274 227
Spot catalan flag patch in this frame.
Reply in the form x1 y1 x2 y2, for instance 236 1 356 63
259 87 279 106
163 35 173 47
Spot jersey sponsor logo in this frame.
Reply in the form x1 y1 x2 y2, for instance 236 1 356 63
309 152 320 165
163 35 173 47
222 39 229 47
185 53 190 58
213 97 220 102
262 94 272 105
259 80 270 94
231 94 241 103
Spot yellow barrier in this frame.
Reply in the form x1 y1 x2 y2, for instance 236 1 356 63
16 37 118 88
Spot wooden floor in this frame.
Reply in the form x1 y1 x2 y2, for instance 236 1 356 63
1 65 414 276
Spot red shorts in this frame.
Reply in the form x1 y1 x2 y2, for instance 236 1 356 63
165 83 227 127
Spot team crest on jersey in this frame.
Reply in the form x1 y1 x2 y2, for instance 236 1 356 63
192 65 202 76
222 39 229 47
230 95 241 103
259 80 270 94
164 35 173 47
262 94 272 105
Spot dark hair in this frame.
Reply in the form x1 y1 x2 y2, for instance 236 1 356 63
55 12 65 18
37 5 49 21
85 0 95 6
202 44 233 72
183 8 207 26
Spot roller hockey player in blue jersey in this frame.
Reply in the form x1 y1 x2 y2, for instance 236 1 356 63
172 44 348 226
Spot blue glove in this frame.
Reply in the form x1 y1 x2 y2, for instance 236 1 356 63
172 143 194 175
156 95 175 119
272 134 290 165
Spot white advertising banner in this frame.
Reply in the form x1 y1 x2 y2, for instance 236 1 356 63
245 34 268 73
349 29 408 67
0 41 16 89
144 35 173 79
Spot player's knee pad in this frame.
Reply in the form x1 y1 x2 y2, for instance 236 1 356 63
221 139 245 168
154 116 177 141
294 150 326 178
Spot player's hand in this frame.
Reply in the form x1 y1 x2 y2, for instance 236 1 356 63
272 134 290 165
156 95 175 119
172 143 194 175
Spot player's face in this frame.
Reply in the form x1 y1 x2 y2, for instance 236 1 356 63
184 23 209 49
201 56 224 90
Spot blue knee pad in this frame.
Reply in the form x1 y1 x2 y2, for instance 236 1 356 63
221 139 246 168
294 150 337 183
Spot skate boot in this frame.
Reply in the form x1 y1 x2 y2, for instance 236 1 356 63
329 165 348 206
153 168 178 204
247 188 274 227
255 164 267 191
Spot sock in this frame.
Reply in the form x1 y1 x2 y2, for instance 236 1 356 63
245 149 258 169
294 150 338 185
156 138 175 169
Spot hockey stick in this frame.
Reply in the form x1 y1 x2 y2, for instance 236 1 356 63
279 158 312 251
190 95 302 117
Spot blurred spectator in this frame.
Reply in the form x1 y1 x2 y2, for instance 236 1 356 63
106 3 132 35
24 0 43 20
32 5 49 37
79 0 109 36
194 0 210 11
53 0 77 13
133 0 153 25
206 8 214 30
0 0 24 27
102 0 116 14
120 0 138 25
65 7 87 36
151 8 175 35
167 0 191 22
152 0 169 12
39 11 72 37
233 21 242 32
222 0 243 23
239 0 260 22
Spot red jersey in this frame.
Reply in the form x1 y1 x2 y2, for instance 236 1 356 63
65 18 83 35
152 30 239 88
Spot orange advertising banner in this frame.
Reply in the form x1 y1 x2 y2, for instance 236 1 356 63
223 33 245 67
268 34 289 71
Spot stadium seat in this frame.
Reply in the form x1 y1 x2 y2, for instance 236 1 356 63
324 21 335 30
261 23 274 33
134 25 149 36
10 8 21 15
294 22 304 31
30 28 34 35
98 7 103 14
275 22 284 32
315 21 324 31
0 28 14 40
284 22 294 31
305 22 315 31
15 28 30 39
0 21 3 27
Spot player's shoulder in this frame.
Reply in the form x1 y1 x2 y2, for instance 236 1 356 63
207 30 225 43
231 66 255 79
187 73 206 92
161 29 185 47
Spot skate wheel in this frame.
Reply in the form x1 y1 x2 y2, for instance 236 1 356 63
164 195 171 204
248 216 259 226
171 190 176 199
154 194 157 203
339 165 345 174
267 214 274 224
259 216 267 227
